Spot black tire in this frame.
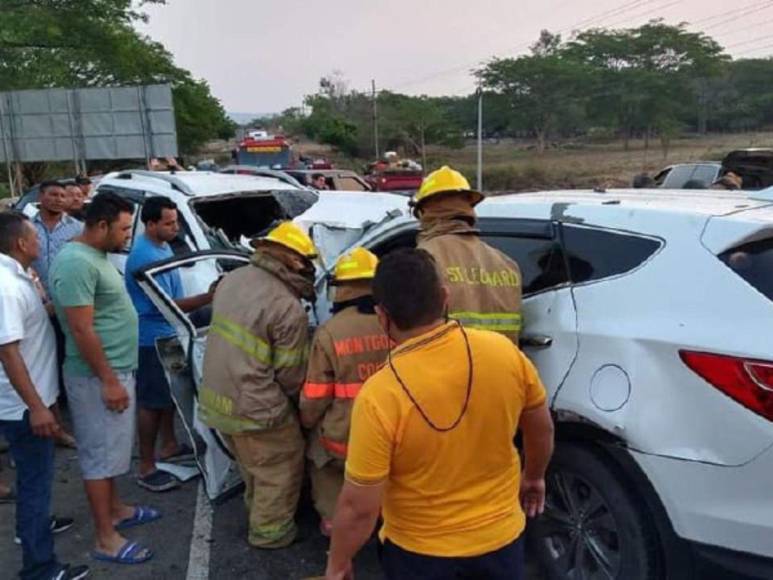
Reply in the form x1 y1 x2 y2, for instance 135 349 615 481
527 443 661 580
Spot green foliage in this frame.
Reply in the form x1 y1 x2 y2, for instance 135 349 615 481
0 0 234 155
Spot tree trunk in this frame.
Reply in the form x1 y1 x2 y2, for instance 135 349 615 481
536 128 546 154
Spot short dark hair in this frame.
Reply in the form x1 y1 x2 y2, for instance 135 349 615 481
39 180 64 194
373 248 445 331
311 173 325 181
140 196 177 225
84 192 134 227
75 175 92 185
0 211 30 254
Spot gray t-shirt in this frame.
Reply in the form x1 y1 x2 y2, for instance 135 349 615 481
50 242 138 376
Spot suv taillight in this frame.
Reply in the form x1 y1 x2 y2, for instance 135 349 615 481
680 351 773 422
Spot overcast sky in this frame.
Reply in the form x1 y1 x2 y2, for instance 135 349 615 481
139 0 773 114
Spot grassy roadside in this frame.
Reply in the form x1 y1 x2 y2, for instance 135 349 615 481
296 131 773 192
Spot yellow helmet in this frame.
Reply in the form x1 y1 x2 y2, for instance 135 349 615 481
412 166 484 209
253 221 318 259
332 247 378 283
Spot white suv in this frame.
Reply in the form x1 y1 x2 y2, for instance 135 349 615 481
138 187 773 579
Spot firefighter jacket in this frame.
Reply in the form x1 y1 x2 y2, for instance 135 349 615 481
299 288 390 463
199 250 313 434
418 217 523 343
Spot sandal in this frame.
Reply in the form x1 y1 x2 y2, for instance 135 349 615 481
91 540 153 565
136 470 179 493
114 506 162 531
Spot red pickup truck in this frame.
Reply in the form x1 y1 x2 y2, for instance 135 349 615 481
364 162 423 192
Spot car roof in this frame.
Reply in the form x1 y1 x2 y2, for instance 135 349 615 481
102 170 299 197
296 191 408 229
478 188 773 219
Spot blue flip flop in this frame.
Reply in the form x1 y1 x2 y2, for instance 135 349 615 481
114 506 162 531
91 540 153 564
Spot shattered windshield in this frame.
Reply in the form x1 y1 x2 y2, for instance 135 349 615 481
191 190 318 250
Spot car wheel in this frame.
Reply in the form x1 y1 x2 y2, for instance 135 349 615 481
528 443 660 580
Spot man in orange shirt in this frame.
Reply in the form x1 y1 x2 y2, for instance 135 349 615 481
324 248 555 580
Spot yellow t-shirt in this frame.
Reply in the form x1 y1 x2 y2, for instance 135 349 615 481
345 322 547 558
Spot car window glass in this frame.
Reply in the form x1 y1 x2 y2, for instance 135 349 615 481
663 165 693 187
336 176 368 191
483 236 569 296
562 226 661 284
692 165 718 185
719 237 773 302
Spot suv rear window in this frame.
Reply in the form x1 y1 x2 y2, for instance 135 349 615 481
562 226 661 283
719 238 773 301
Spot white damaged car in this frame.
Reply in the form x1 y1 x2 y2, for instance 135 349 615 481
137 184 773 579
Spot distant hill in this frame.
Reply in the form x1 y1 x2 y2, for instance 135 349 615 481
227 112 275 125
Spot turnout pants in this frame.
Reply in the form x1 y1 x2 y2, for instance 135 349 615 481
310 459 345 522
226 414 305 548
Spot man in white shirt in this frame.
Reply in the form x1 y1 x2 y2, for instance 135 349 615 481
0 211 89 580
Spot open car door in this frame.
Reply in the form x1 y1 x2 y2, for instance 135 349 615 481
134 250 251 502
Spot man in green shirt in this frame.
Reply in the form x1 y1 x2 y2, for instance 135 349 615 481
50 193 155 565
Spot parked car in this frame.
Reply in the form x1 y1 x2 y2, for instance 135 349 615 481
218 165 306 189
284 169 372 192
721 148 773 190
139 186 773 579
651 162 721 189
650 150 773 191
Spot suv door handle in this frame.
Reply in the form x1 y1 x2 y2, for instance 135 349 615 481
520 335 553 349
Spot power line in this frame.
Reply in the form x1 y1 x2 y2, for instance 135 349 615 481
709 15 773 40
688 0 771 27
602 0 684 29
724 32 773 51
382 0 673 93
700 1 773 32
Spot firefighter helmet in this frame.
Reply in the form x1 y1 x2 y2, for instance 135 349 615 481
252 221 318 259
412 166 484 209
332 247 378 283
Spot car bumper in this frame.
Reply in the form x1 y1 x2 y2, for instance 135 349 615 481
632 444 773 559
692 541 773 578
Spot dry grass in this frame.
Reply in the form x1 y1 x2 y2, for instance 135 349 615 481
297 131 773 192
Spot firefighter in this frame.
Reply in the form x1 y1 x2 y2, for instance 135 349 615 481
199 221 317 549
413 166 523 343
299 247 390 536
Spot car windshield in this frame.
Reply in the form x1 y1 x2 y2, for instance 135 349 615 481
190 189 317 249
720 236 773 301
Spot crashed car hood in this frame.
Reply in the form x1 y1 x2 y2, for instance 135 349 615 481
293 191 409 265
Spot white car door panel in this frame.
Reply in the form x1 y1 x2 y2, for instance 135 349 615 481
135 251 251 501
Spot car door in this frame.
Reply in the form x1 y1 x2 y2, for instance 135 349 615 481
479 218 580 400
134 250 251 501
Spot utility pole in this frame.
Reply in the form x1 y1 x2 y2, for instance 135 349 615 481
476 86 483 192
372 79 380 159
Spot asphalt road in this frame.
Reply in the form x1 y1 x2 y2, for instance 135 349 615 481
0 440 759 580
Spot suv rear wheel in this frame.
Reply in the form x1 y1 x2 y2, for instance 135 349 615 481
528 443 660 580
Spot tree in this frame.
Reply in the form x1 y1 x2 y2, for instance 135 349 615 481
477 31 587 152
565 21 727 149
0 0 235 155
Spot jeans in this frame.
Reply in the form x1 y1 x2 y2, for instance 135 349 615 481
0 412 60 580
381 534 525 580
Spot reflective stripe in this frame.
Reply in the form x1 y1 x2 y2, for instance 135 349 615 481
274 344 309 369
334 382 363 399
320 436 348 457
303 382 334 399
250 518 296 543
199 386 284 432
210 315 307 368
449 311 523 333
210 315 272 364
302 381 363 399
